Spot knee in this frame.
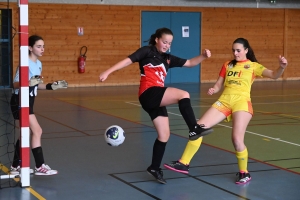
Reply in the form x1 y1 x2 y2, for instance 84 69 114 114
232 137 245 151
158 132 170 142
32 127 43 137
181 91 190 99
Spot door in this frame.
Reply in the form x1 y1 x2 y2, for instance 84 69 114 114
141 11 201 84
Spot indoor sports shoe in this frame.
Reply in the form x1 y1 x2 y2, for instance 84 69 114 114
35 164 58 176
189 124 213 140
147 166 166 184
164 161 189 174
235 172 251 184
10 166 34 175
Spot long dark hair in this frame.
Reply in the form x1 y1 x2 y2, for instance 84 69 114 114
228 38 258 67
28 35 43 55
145 27 173 46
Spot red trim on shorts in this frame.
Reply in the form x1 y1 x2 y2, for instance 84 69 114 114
247 101 253 115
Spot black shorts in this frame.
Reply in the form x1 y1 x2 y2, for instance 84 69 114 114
10 94 35 120
139 86 168 120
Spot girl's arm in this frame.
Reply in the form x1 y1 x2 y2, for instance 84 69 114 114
183 49 211 68
38 83 46 90
262 55 288 79
207 76 224 95
99 58 133 82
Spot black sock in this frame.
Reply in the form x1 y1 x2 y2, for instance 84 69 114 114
150 139 167 170
32 146 45 168
12 139 20 167
179 98 197 130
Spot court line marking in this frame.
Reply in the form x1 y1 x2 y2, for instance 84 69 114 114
25 188 46 200
169 111 300 147
125 102 300 147
126 100 300 108
252 101 300 105
111 171 250 200
216 123 300 147
109 174 160 200
194 93 300 99
125 101 141 107
255 110 300 119
0 164 46 200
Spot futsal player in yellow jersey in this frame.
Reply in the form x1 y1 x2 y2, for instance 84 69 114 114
164 38 288 184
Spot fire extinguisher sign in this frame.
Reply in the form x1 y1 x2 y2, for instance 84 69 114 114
78 27 84 36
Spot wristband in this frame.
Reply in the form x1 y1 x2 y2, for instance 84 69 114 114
46 83 53 90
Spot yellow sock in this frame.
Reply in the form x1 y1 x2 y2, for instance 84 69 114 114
236 148 248 173
179 137 203 165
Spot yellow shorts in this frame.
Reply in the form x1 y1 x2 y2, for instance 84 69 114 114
212 94 253 122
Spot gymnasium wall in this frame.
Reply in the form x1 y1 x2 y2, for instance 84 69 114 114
3 0 300 9
4 3 300 86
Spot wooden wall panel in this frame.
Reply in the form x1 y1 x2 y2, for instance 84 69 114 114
4 4 300 87
285 9 300 79
201 6 292 83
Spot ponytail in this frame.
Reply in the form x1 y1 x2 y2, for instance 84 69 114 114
148 33 157 46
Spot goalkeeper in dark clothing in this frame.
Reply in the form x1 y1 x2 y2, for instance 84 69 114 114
99 27 212 184
10 35 68 175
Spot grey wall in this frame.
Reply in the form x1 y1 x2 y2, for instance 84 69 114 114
1 0 300 9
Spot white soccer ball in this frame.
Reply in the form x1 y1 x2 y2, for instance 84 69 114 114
104 125 125 147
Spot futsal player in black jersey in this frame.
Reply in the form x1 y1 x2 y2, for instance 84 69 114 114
99 27 212 184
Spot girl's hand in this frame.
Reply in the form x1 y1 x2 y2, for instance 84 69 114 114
207 88 215 95
202 49 211 58
29 75 43 86
99 72 109 82
279 55 288 69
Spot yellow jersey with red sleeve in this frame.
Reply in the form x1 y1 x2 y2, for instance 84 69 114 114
219 60 266 98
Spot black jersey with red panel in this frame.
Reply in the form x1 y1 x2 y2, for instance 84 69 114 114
128 45 187 96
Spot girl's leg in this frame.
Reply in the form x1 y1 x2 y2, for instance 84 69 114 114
29 114 42 148
10 116 42 174
12 139 20 168
161 87 212 139
160 87 189 106
232 111 252 184
150 116 170 169
160 87 194 128
29 114 57 175
182 107 226 162
29 114 44 168
164 107 226 173
147 116 170 184
232 111 252 166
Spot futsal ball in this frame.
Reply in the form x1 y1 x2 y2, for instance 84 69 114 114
104 125 125 147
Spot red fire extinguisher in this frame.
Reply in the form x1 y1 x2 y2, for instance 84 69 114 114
78 46 87 73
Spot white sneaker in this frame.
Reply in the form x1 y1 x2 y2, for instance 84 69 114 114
10 166 34 175
35 164 58 176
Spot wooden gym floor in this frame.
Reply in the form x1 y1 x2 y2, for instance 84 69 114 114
0 80 299 200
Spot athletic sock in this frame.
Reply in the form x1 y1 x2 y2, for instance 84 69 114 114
180 137 203 165
12 139 20 167
178 98 197 131
236 148 248 173
32 146 45 168
151 139 167 170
